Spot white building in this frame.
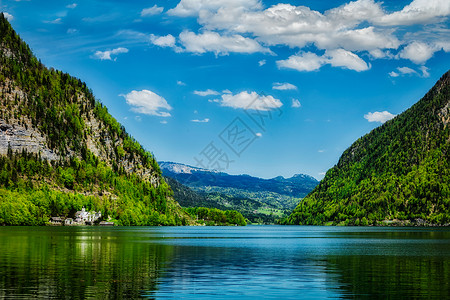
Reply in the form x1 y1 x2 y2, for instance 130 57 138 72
74 207 101 225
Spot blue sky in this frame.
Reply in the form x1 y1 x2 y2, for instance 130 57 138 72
2 0 450 179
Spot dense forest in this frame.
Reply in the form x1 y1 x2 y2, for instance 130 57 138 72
283 71 450 226
0 14 245 226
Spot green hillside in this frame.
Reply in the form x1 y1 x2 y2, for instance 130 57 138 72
0 14 193 225
284 71 450 226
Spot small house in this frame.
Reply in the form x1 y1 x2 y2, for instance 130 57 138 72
49 217 62 225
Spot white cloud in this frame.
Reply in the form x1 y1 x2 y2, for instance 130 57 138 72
389 66 430 78
160 120 168 124
167 0 261 17
364 111 396 123
94 47 129 60
397 66 417 75
378 0 450 26
194 1 399 51
369 49 394 59
419 66 430 78
216 91 282 111
389 71 399 77
399 41 436 64
165 0 449 69
326 49 370 71
150 34 176 47
273 82 297 90
191 118 210 123
258 59 266 66
177 80 187 86
194 89 219 96
121 90 172 117
44 18 62 24
3 12 13 21
66 3 77 9
291 99 301 108
67 28 78 34
256 132 262 137
277 52 326 72
179 30 271 55
277 49 369 72
141 5 164 17
318 149 325 153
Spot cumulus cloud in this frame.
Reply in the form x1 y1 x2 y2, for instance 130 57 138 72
277 49 369 72
2 12 13 21
377 0 450 26
255 132 262 137
397 66 417 75
177 80 187 86
277 52 326 72
66 3 77 9
193 89 219 96
326 49 370 71
273 82 297 90
399 41 436 64
179 30 271 55
167 0 261 17
93 47 129 60
141 5 164 16
194 1 399 51
150 34 176 47
121 90 172 117
164 0 449 69
291 99 301 108
364 111 396 123
216 91 282 111
191 118 210 123
389 71 399 77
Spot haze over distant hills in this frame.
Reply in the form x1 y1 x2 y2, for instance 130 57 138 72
159 161 318 197
160 161 319 223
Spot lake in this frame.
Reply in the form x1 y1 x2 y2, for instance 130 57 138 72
0 226 448 299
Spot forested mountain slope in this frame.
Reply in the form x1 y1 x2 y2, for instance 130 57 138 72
284 71 450 226
0 14 191 225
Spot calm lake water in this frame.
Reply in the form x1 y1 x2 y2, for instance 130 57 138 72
0 226 448 299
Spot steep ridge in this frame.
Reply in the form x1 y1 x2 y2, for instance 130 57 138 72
285 71 450 226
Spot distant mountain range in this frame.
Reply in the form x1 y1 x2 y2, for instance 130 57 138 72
159 161 319 224
159 161 318 198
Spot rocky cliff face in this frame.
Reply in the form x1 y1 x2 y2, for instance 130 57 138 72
0 74 160 185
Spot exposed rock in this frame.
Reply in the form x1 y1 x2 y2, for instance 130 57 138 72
0 118 59 160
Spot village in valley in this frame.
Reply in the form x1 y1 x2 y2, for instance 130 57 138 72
49 207 114 226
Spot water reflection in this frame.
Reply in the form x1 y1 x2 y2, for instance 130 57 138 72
0 226 448 299
0 227 172 299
